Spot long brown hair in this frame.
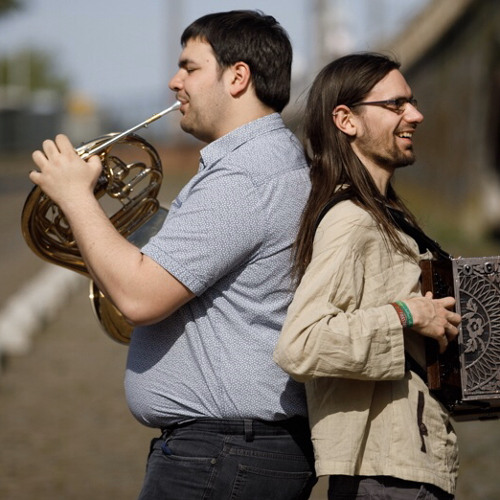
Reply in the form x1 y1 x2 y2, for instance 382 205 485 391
293 53 421 283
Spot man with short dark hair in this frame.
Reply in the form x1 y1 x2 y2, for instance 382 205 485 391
31 10 316 500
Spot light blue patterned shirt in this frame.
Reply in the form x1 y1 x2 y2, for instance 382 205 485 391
125 113 311 427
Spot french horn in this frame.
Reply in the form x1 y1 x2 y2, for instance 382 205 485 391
21 101 181 344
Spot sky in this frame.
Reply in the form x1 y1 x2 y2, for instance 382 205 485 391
1 0 430 116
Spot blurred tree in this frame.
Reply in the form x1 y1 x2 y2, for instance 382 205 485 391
0 0 68 95
0 48 69 93
0 0 22 17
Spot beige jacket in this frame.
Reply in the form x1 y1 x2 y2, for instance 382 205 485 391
274 200 458 494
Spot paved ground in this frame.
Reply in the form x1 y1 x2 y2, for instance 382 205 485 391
0 151 499 499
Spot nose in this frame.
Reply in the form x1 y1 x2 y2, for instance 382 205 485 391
169 69 183 92
406 102 424 123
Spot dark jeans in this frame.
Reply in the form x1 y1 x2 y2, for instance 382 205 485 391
137 418 317 500
328 475 454 500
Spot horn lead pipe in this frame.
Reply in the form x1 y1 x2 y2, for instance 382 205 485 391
79 100 181 160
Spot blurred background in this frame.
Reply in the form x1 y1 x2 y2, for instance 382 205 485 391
0 0 499 498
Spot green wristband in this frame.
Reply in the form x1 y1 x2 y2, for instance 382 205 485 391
396 301 414 328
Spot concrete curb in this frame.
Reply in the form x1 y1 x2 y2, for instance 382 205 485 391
0 265 84 358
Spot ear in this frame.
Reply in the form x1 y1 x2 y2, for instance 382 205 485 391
332 105 357 137
227 61 252 97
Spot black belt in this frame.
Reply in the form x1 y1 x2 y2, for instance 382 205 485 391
161 417 309 442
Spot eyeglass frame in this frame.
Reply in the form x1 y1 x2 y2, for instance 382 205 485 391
349 97 418 114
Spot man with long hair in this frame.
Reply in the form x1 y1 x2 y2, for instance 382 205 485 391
275 53 461 499
31 11 316 499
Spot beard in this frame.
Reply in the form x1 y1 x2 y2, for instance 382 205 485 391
372 147 416 169
360 134 417 170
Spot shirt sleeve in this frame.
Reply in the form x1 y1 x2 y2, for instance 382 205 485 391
141 167 263 296
274 203 406 382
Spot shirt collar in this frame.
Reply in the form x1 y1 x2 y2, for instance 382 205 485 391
199 113 284 171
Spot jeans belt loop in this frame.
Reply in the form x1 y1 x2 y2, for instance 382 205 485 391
244 419 254 442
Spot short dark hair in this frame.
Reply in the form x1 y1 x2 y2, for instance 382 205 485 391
181 10 292 112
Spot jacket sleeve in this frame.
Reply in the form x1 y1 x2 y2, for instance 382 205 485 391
274 204 407 383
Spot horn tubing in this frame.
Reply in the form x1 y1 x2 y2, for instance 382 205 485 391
79 100 181 160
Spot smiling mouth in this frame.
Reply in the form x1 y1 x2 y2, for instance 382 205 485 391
397 131 413 139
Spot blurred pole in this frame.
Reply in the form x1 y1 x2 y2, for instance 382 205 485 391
311 0 356 72
312 0 328 72
162 1 183 142
366 0 387 47
167 2 182 77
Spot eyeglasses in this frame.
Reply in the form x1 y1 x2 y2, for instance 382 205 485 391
350 97 418 114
